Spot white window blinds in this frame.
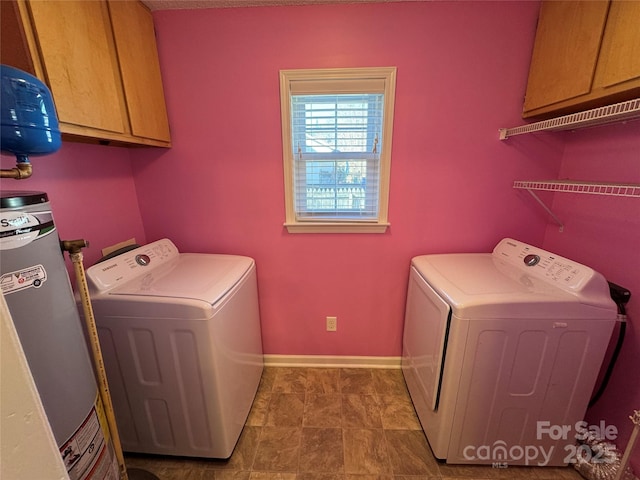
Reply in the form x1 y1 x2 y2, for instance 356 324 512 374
291 93 384 220
280 67 396 233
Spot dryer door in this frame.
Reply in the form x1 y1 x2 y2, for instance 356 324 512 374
402 266 451 411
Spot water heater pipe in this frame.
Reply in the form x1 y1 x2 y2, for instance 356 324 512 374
0 157 33 179
62 239 129 480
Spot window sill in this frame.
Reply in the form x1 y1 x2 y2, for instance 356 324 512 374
284 222 390 234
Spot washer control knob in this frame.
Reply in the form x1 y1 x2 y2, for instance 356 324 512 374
135 254 151 266
524 254 540 267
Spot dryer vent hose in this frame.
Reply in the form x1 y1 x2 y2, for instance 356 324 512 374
575 282 637 480
574 411 639 480
589 281 631 408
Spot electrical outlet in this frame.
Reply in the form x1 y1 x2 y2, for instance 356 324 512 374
326 316 337 332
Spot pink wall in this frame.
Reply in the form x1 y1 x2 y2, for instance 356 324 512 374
541 121 640 472
2 0 637 471
132 1 639 466
131 0 553 358
1 143 146 271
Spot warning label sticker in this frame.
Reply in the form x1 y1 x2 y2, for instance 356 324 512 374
0 264 47 295
60 402 119 480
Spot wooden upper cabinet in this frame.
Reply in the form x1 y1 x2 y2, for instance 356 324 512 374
1 0 171 147
523 0 640 118
108 0 171 143
28 1 127 134
523 1 609 114
592 1 640 90
0 0 36 75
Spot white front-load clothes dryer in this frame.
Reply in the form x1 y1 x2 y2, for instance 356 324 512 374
83 239 263 459
402 238 618 467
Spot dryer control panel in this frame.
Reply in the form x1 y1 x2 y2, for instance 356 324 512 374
493 238 598 293
86 238 179 292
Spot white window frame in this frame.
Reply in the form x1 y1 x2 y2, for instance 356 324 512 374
279 67 397 234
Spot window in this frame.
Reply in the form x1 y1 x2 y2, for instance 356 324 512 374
280 67 397 233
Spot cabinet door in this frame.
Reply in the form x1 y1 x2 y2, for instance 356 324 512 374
108 1 171 143
27 0 127 134
1 0 35 75
523 1 609 114
592 0 640 89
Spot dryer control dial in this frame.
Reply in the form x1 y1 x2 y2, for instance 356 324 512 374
135 254 151 266
524 254 540 267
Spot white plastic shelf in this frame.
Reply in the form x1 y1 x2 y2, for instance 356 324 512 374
499 98 640 139
514 180 640 198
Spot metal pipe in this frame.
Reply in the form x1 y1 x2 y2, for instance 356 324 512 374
1 157 33 179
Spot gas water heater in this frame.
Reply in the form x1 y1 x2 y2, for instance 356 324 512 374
1 66 119 479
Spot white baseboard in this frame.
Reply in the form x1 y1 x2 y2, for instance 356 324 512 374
263 354 402 369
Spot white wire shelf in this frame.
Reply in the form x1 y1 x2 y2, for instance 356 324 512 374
499 98 640 140
514 180 640 198
513 180 640 231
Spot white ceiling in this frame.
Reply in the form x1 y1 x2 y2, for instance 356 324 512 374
142 0 421 10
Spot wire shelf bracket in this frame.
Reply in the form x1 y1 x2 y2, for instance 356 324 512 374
518 186 565 231
513 180 640 232
499 98 640 140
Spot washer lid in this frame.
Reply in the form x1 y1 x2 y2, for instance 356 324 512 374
411 239 616 319
108 253 254 305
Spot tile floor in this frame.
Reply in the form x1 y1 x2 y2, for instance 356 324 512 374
124 367 584 480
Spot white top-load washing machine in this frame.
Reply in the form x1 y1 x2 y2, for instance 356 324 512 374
402 238 617 467
84 239 263 459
